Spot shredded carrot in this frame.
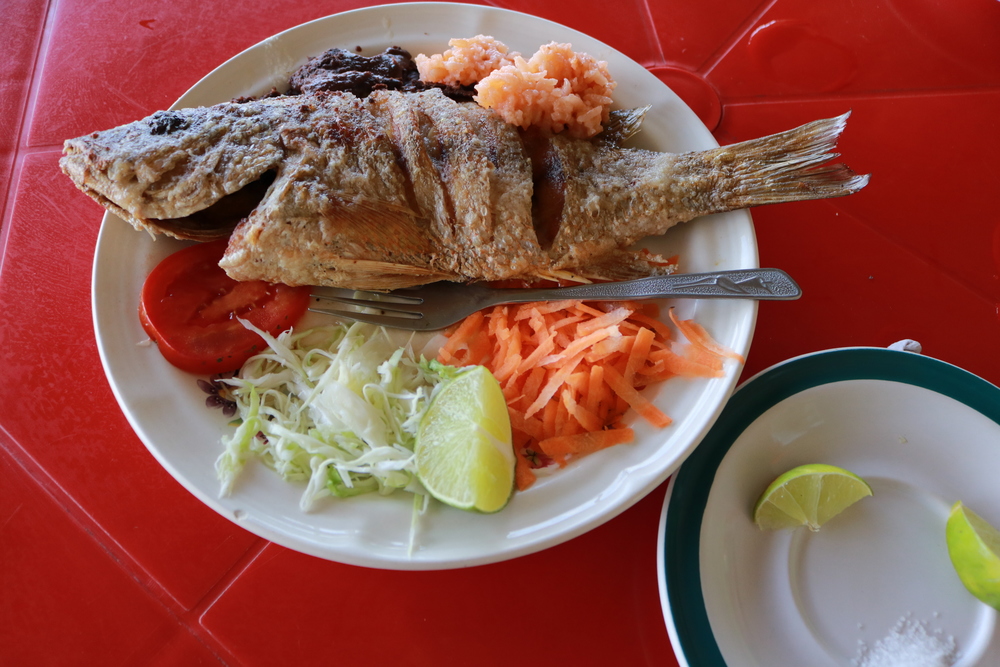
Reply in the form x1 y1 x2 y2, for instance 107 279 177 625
627 311 673 341
437 310 484 364
509 407 544 441
603 365 673 428
542 398 559 438
546 313 585 331
516 299 579 316
669 308 745 362
575 306 632 337
624 327 655 386
465 331 492 366
539 327 613 367
516 331 556 374
518 366 547 409
565 370 589 396
585 364 605 416
526 352 586 417
572 302 607 318
437 298 740 490
647 347 723 379
583 334 629 364
561 389 604 432
538 428 636 466
514 449 537 489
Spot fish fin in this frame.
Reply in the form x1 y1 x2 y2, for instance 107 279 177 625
289 258 454 290
571 249 678 282
699 111 869 208
597 106 650 146
221 239 454 289
219 199 458 289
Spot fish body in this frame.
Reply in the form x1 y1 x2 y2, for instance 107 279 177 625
61 88 868 289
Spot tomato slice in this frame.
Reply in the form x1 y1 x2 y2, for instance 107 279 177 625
139 239 311 374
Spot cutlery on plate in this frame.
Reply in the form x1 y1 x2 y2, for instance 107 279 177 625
309 267 800 331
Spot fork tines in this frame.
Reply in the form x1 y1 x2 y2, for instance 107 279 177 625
309 287 425 321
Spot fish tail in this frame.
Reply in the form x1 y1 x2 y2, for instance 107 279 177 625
701 112 870 209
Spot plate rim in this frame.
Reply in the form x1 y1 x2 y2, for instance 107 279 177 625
90 1 758 569
657 346 1000 666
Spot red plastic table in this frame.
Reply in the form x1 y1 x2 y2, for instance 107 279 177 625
2 0 999 664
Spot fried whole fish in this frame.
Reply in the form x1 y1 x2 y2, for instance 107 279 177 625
61 88 869 289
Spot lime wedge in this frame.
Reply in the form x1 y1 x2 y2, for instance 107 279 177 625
946 502 1000 609
753 463 873 531
416 366 515 513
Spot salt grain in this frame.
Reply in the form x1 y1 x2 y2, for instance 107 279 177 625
853 616 958 667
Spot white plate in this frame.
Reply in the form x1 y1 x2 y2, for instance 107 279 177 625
92 2 757 570
658 347 1000 666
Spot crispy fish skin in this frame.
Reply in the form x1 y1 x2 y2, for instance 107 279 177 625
60 88 869 288
214 90 544 288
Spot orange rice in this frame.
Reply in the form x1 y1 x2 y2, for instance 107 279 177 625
417 36 616 139
414 35 518 87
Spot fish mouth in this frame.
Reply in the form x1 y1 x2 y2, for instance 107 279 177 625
148 170 277 241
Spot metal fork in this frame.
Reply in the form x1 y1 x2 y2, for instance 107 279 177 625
309 267 800 331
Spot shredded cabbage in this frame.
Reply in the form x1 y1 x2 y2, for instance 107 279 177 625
215 321 463 511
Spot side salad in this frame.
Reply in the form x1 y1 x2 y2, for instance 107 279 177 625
215 321 462 511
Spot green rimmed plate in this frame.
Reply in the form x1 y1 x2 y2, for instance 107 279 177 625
658 347 1000 666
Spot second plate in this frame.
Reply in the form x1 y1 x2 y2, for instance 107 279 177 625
659 347 1000 666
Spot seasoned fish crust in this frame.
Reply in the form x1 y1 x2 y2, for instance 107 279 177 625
61 88 869 289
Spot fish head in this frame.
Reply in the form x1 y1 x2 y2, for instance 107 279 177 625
60 102 289 240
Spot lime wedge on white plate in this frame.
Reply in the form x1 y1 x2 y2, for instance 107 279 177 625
753 463 873 531
416 366 515 513
946 501 1000 609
